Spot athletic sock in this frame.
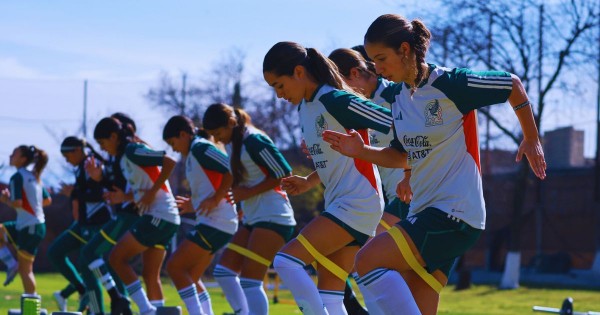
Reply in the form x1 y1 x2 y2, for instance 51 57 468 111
212 264 248 315
198 290 214 315
273 253 327 315
178 285 201 315
352 272 382 314
319 290 347 315
358 268 421 315
126 280 155 314
0 246 16 269
240 277 268 315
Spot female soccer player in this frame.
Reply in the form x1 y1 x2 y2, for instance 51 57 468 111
205 103 296 315
91 117 180 315
329 47 409 231
81 115 143 315
263 41 393 314
163 115 238 315
322 14 546 315
49 137 112 312
0 145 50 295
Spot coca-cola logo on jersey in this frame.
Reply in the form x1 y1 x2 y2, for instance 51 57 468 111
402 135 430 148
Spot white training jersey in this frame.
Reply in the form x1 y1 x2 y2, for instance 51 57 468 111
9 168 47 229
390 64 513 229
228 126 295 226
369 77 406 202
121 142 180 225
186 137 238 235
299 84 392 236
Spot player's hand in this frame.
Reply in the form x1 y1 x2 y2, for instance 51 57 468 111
85 156 103 181
137 190 155 213
322 129 365 158
516 138 546 180
281 175 311 195
175 196 194 214
198 196 219 216
396 174 412 203
0 188 10 204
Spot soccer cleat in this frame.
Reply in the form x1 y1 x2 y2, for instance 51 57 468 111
3 265 18 286
53 291 68 311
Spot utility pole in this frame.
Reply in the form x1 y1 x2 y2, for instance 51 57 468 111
83 79 88 138
181 73 187 115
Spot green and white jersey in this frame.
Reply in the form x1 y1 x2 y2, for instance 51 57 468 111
121 142 180 225
9 168 48 229
228 126 295 226
299 84 392 236
369 77 406 203
390 64 512 229
186 137 238 234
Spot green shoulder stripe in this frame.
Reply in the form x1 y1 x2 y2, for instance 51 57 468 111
191 141 230 173
319 89 392 133
244 133 291 179
431 67 512 114
125 143 165 166
379 81 403 104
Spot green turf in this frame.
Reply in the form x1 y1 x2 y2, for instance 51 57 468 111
1 273 599 314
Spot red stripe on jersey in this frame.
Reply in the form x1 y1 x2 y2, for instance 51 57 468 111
21 189 35 215
347 128 379 194
463 110 481 173
140 166 170 193
203 167 223 191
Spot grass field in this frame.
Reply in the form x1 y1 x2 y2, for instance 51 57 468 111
1 273 599 314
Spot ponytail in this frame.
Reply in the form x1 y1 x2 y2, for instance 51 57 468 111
304 48 349 91
202 103 251 187
18 145 47 180
32 147 48 180
230 108 251 187
84 142 105 163
196 128 210 140
410 19 431 93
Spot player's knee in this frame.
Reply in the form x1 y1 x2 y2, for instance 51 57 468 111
355 247 373 275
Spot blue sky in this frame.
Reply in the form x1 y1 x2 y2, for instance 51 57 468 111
0 0 407 185
0 1 597 186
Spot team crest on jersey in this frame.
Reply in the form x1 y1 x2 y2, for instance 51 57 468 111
315 114 328 137
425 99 443 127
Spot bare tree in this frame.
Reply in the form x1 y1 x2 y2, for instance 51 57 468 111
425 0 599 288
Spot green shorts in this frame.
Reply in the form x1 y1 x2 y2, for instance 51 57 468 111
3 221 46 257
399 207 482 277
66 222 103 244
98 212 140 247
243 222 295 243
187 224 234 254
321 212 369 247
130 215 179 249
384 197 410 221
